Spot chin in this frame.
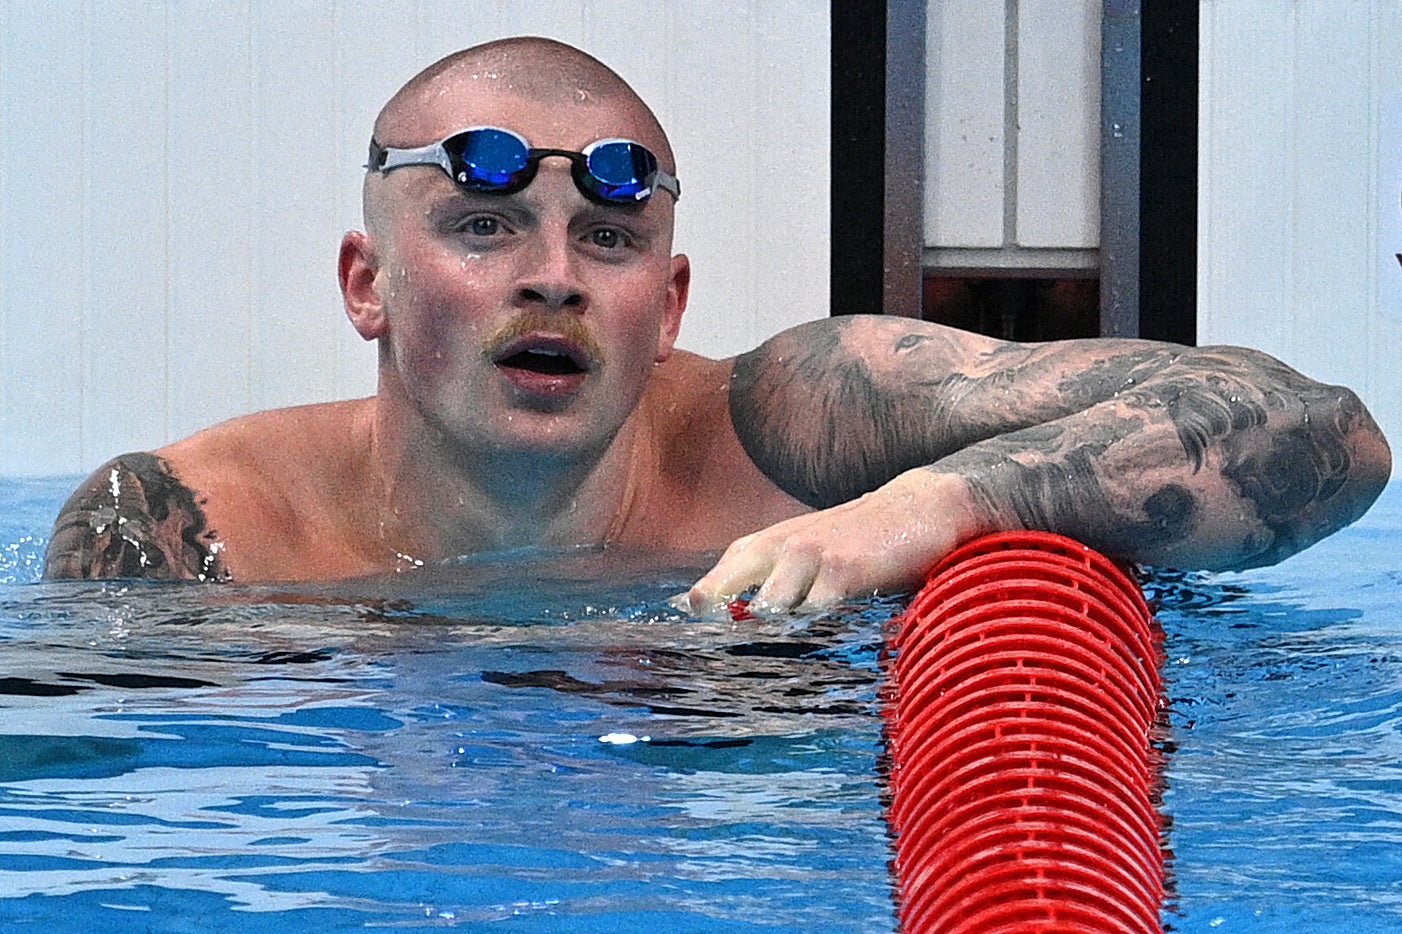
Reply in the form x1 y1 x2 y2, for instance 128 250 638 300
486 411 627 463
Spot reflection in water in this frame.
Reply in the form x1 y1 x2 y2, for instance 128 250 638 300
0 549 896 931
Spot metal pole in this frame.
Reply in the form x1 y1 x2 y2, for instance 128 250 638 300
883 0 926 318
1101 0 1142 338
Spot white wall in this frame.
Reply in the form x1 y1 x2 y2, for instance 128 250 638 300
1199 0 1401 469
924 0 1101 272
0 0 830 477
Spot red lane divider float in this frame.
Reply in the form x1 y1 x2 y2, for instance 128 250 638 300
885 531 1165 933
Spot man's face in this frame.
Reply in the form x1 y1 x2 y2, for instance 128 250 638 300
367 83 688 463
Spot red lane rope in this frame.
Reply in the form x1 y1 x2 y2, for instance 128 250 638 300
885 531 1165 933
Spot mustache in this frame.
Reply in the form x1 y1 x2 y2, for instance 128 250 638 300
483 310 604 366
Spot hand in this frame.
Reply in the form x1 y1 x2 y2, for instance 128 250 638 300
685 471 982 615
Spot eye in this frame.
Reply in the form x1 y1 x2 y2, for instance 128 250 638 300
896 333 931 352
587 227 630 250
464 216 501 237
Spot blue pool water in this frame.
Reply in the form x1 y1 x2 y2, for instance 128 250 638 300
1151 481 1402 931
1 477 1400 932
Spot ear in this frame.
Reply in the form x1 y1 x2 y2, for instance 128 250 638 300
339 231 387 341
655 253 691 363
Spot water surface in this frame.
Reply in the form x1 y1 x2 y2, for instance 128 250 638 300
3 477 1401 932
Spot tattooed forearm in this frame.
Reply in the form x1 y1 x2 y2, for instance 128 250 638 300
942 417 1205 562
43 453 229 582
947 347 1388 569
1130 348 1380 564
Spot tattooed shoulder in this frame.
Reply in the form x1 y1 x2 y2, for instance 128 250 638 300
43 453 229 582
729 317 969 509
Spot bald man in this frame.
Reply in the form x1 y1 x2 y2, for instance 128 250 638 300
44 38 1392 612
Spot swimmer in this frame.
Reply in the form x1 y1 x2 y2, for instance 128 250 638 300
43 37 1392 613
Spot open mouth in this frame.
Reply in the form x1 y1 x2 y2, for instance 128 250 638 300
490 334 595 394
497 347 587 376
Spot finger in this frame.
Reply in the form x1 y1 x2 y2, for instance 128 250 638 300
790 543 877 611
749 546 822 614
794 575 850 612
686 534 772 613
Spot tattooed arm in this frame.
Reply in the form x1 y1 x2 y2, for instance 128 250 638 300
43 453 229 581
688 315 1391 611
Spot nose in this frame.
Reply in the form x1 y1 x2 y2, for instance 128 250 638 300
514 189 588 312
515 229 586 311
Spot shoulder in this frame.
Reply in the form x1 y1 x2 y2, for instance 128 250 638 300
726 315 1009 443
162 398 371 465
43 451 228 581
636 351 813 543
732 315 999 380
723 316 996 507
722 315 1191 509
44 399 373 581
646 350 734 416
156 401 366 520
643 350 742 468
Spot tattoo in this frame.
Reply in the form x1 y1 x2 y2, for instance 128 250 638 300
43 453 229 582
730 316 1388 570
946 418 1204 558
730 317 1182 510
1149 350 1372 564
957 348 1383 567
731 319 944 508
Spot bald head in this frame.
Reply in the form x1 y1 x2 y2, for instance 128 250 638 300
375 38 671 159
362 38 675 235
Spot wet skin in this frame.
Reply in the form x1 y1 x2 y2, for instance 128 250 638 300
40 48 1393 608
45 314 1391 612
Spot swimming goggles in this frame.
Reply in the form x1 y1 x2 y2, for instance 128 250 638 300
368 125 680 205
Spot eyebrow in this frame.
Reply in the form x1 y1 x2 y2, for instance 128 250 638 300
423 194 533 225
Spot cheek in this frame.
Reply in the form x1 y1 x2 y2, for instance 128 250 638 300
387 287 487 386
611 303 669 377
615 275 674 341
386 252 495 346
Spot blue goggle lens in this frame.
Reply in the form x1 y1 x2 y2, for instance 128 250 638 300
582 142 656 201
456 128 531 187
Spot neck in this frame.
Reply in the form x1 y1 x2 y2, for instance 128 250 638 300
366 401 648 565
